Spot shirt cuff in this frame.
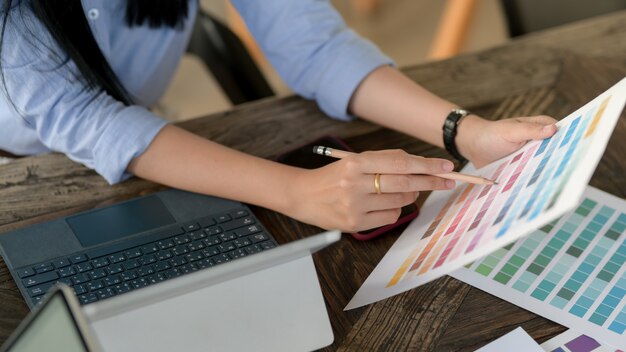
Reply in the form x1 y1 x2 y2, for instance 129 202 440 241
316 30 394 121
92 106 167 184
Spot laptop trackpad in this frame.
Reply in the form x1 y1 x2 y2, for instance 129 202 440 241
89 255 334 351
66 196 176 247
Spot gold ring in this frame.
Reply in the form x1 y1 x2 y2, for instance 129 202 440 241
374 173 381 194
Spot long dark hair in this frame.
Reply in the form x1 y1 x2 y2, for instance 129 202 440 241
0 0 189 106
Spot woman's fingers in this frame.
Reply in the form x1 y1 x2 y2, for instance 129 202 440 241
363 192 417 211
374 174 455 193
506 116 558 142
346 149 454 175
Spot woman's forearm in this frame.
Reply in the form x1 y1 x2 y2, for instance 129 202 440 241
127 125 301 215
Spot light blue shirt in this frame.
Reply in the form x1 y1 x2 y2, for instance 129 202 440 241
0 0 392 184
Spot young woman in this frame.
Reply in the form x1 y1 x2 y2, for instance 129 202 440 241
0 0 556 232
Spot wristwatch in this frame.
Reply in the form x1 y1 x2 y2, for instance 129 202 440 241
442 108 469 162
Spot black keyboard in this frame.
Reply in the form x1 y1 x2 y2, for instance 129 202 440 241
15 208 277 306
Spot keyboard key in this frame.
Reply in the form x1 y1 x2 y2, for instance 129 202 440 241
249 233 269 243
156 250 173 261
103 275 122 286
204 226 222 236
33 263 54 274
76 262 93 273
221 217 255 231
230 249 247 259
73 285 87 295
157 239 175 250
106 264 123 275
219 233 237 242
28 281 56 297
121 271 137 281
210 254 231 264
95 287 116 300
234 225 262 237
187 241 205 252
52 258 71 268
123 260 141 270
58 267 76 278
218 241 236 253
22 271 59 287
185 252 204 262
137 266 155 277
125 248 142 259
109 253 126 263
230 209 248 219
189 231 206 241
78 293 98 304
141 243 159 254
139 255 157 266
92 257 109 268
216 214 231 223
72 274 90 285
88 269 107 280
87 280 105 292
172 245 189 256
233 238 251 248
154 261 171 272
58 278 73 286
163 268 181 279
202 247 220 257
261 241 276 250
182 222 200 232
179 263 197 274
69 254 88 264
198 216 215 228
203 237 221 246
173 235 191 245
146 273 166 285
131 278 149 289
169 257 187 267
113 283 132 294
245 244 263 255
16 267 35 279
195 258 214 269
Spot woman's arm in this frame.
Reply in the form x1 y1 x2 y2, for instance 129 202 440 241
128 125 455 232
349 66 558 167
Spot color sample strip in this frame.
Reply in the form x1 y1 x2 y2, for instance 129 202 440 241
584 96 611 138
492 223 554 285
451 187 626 349
564 334 601 351
541 329 623 352
534 206 614 305
550 205 611 309
520 127 567 218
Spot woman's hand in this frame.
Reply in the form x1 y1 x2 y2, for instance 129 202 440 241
282 149 456 232
456 115 558 168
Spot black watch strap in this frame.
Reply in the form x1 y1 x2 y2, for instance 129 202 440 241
443 108 469 162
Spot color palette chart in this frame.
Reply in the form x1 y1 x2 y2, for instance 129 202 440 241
346 78 626 310
452 187 626 348
541 329 624 352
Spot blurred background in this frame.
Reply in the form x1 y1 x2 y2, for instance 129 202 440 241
152 0 625 122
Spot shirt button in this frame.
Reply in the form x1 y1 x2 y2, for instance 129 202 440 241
87 8 99 20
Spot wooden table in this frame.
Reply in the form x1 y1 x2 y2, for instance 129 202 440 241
1 11 625 351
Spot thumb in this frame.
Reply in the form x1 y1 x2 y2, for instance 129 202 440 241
507 121 557 142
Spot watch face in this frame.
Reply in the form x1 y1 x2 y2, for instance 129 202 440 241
452 108 469 116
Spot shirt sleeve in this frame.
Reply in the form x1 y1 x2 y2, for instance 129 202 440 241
1 6 167 184
231 0 394 121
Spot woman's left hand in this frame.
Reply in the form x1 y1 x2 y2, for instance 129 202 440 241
456 115 558 168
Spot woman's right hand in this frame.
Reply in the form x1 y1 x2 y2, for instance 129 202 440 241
283 149 456 232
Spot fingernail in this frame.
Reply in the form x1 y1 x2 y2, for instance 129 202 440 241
543 125 555 133
446 180 456 188
442 161 454 172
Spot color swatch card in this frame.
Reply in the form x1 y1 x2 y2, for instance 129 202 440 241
451 187 626 348
541 329 624 352
346 77 626 310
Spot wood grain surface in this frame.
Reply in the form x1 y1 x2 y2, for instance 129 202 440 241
1 10 625 351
